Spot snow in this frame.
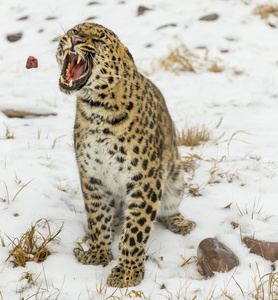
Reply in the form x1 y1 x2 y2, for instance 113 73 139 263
1 0 278 299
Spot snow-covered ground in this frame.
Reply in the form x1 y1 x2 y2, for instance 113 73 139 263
1 0 278 299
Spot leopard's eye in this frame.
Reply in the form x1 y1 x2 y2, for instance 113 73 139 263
72 29 78 34
92 38 105 45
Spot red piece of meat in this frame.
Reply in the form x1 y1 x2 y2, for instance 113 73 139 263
26 56 38 69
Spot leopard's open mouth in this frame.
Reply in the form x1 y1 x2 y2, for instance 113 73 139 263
59 49 92 91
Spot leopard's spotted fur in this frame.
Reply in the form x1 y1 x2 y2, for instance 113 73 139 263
56 23 196 288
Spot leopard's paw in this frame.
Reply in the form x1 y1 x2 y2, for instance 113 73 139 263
107 264 145 287
76 248 113 267
160 213 196 235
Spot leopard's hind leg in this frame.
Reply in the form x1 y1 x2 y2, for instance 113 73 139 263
158 162 196 235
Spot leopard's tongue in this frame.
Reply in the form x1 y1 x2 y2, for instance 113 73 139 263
66 63 86 81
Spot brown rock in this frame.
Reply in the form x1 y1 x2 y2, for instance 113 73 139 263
243 237 278 262
137 5 151 16
7 33 22 42
1 110 57 118
197 237 239 277
45 16 57 20
199 13 219 21
157 23 177 30
86 16 97 21
18 16 29 21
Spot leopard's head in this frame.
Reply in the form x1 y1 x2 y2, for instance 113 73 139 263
56 23 134 95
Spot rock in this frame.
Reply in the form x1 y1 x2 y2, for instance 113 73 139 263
1 110 57 118
197 237 239 277
137 5 151 16
88 1 99 5
7 33 22 42
157 23 177 30
45 16 56 20
86 16 97 21
18 16 29 21
199 13 219 21
243 237 278 262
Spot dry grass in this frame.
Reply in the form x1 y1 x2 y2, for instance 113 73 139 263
254 4 278 19
177 124 213 147
159 45 196 73
2 123 15 139
182 159 197 173
146 45 224 75
235 196 263 220
252 264 278 300
51 135 66 149
73 239 85 260
0 180 33 204
208 162 239 184
6 219 63 267
0 232 5 247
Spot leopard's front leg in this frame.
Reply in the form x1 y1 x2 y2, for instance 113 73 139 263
77 175 114 267
107 176 161 287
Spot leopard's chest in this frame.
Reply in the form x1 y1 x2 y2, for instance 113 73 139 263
75 126 131 197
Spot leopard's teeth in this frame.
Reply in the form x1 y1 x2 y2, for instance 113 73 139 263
64 48 69 59
77 55 82 64
66 63 70 75
69 80 73 87
60 76 65 83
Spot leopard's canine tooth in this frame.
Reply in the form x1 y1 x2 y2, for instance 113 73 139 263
69 80 73 87
77 54 82 64
60 76 65 84
64 48 69 59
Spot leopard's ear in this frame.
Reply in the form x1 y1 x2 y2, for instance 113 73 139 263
125 47 134 62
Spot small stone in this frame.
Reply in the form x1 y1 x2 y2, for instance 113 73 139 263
137 5 151 16
18 16 29 21
199 13 219 21
86 16 97 21
268 22 276 28
157 23 177 30
243 237 278 262
7 33 22 42
45 16 57 20
197 237 239 277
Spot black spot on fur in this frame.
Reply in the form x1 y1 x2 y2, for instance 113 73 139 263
133 146 139 154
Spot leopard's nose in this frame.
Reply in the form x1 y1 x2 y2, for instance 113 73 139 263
71 36 83 46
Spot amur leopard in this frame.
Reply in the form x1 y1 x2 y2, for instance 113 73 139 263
56 22 196 288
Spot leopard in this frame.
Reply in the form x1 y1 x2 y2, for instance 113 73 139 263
56 22 196 288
